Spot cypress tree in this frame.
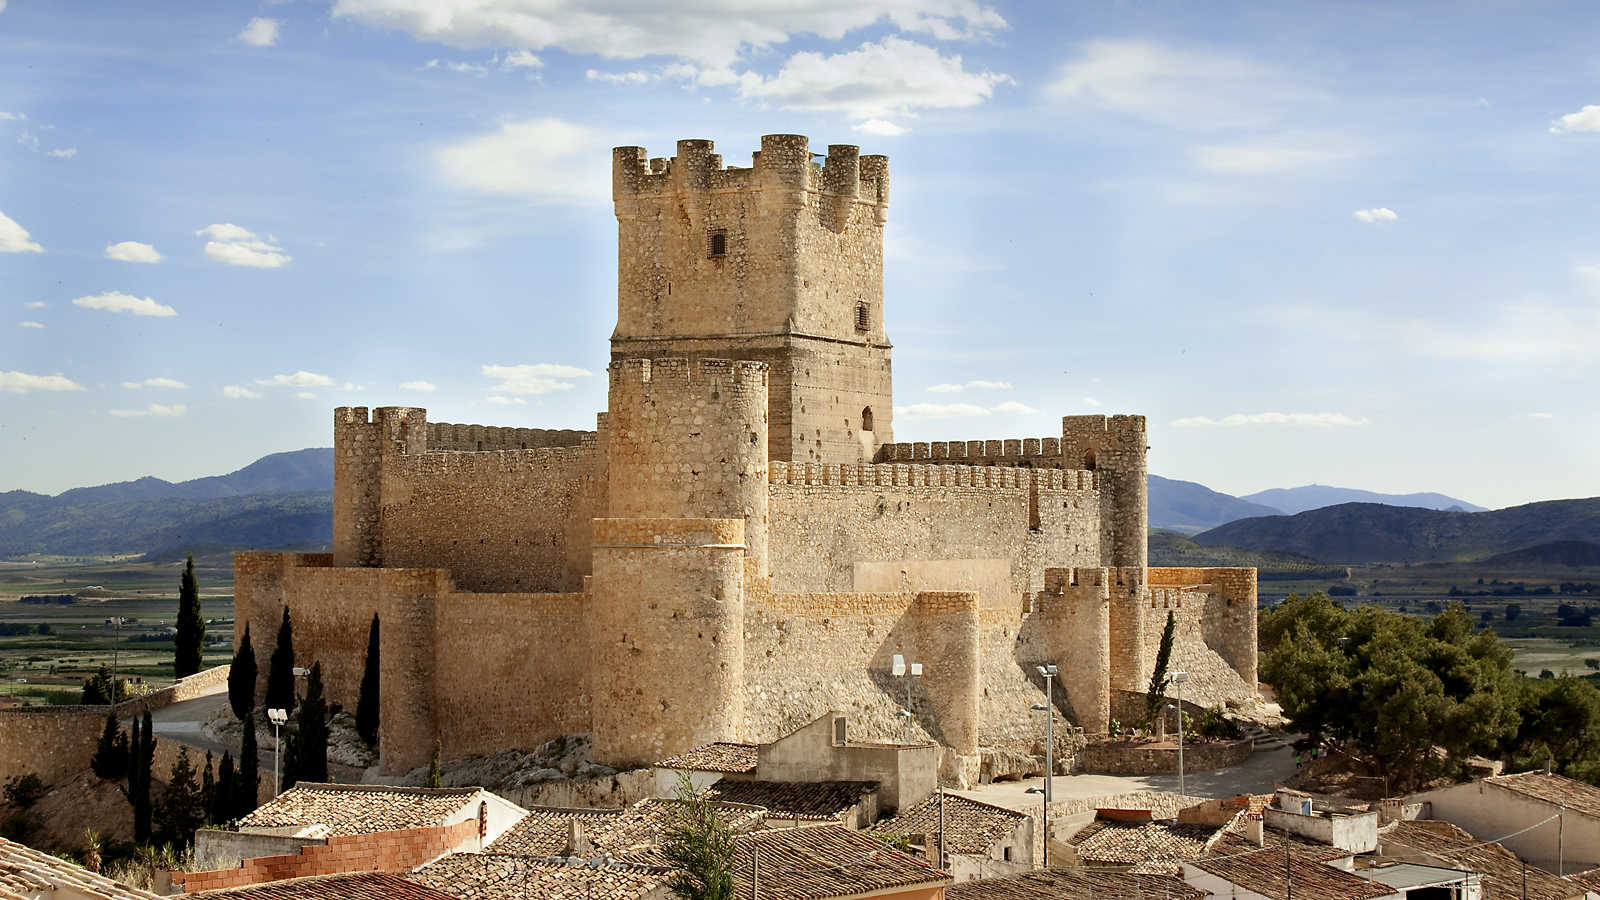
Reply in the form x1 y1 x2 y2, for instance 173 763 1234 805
229 625 258 722
356 614 380 747
174 555 204 679
265 607 296 715
213 752 236 825
124 711 156 843
156 746 205 850
237 718 261 818
291 663 329 785
200 751 216 825
91 711 129 779
1145 610 1178 730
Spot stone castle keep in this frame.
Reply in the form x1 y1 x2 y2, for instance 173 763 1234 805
234 134 1260 783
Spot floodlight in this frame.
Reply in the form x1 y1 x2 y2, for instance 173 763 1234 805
1170 671 1189 684
267 708 288 725
892 654 905 677
292 666 309 677
1036 664 1058 678
1031 703 1047 711
910 662 923 677
895 709 911 719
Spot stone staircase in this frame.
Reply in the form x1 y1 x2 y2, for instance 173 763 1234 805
1241 721 1292 752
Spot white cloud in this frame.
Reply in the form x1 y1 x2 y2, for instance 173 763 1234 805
47 147 76 159
222 385 263 399
105 241 163 263
122 377 187 390
109 403 186 418
256 371 335 388
18 321 43 329
1549 104 1600 135
400 380 437 392
990 400 1038 415
437 118 609 203
329 0 1006 69
1171 412 1370 428
0 210 43 253
586 69 655 85
926 380 1012 393
0 112 22 121
481 362 592 395
24 301 45 309
424 58 489 75
499 50 542 70
853 118 908 137
72 291 177 317
0 371 84 393
1353 207 1398 224
340 382 366 391
486 395 526 406
196 223 290 268
1082 396 1103 407
736 37 1010 121
296 391 317 400
1190 133 1363 175
895 401 1034 418
17 131 38 151
239 17 280 47
1526 412 1555 419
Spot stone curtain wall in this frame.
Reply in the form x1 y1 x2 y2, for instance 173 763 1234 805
1146 567 1259 690
1116 580 1256 710
235 553 379 714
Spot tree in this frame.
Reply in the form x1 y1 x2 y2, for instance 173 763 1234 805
426 740 443 789
155 746 205 851
91 711 130 780
356 614 380 747
1508 675 1600 781
81 664 122 705
661 773 737 900
265 607 296 715
123 710 157 843
229 625 258 722
201 751 216 825
212 752 235 825
3 774 44 809
236 721 261 819
1505 603 1522 623
1145 611 1177 729
291 662 329 785
174 555 204 679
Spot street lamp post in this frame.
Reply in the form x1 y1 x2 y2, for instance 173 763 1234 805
1029 663 1059 867
892 654 921 744
1170 671 1190 798
267 707 288 796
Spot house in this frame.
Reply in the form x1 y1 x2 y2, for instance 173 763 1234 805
705 780 880 828
868 793 1033 880
732 825 950 900
486 798 767 863
1060 814 1220 874
407 854 672 900
1379 819 1587 900
946 869 1204 900
1261 789 1379 854
0 836 162 900
179 784 526 893
1405 771 1600 873
1567 867 1600 899
1182 847 1398 900
1353 861 1484 900
654 742 758 795
187 873 459 900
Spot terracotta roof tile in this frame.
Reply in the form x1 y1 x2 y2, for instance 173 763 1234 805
1067 820 1219 873
654 743 759 774
487 808 626 857
1191 848 1394 900
868 793 1028 855
1488 771 1600 820
195 873 458 900
1569 868 1600 891
487 799 765 863
947 869 1205 900
705 781 877 822
1382 820 1580 900
0 837 162 900
1209 824 1353 864
408 854 668 900
235 783 480 837
732 825 947 900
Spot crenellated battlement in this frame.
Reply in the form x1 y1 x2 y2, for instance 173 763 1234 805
768 460 1096 490
613 136 888 208
607 357 768 395
877 437 1065 464
425 422 591 452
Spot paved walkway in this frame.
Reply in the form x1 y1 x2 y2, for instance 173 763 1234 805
955 745 1300 813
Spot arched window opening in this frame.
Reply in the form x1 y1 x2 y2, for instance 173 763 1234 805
855 302 870 332
1082 448 1097 471
861 407 874 431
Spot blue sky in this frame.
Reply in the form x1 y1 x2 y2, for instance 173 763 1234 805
2 0 1597 508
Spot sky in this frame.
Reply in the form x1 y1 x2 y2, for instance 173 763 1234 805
2 1 1597 509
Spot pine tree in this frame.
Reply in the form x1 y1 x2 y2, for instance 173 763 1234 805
174 555 204 679
291 662 330 785
91 711 129 779
1145 610 1178 730
212 752 235 825
237 721 261 819
201 751 216 825
265 607 296 715
355 614 380 747
229 625 258 722
156 746 205 850
82 664 119 705
662 773 737 900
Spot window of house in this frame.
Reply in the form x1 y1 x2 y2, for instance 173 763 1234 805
707 230 727 258
1002 846 1012 862
855 301 870 332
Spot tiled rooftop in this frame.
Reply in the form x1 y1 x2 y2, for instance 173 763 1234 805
1488 771 1600 820
1208 823 1354 864
947 869 1205 900
0 836 162 900
1191 847 1393 900
1382 820 1578 900
1067 819 1220 873
868 793 1028 855
704 781 877 822
732 825 946 900
194 873 459 900
486 808 626 857
235 783 480 837
408 854 669 900
1569 867 1600 891
654 742 759 774
487 799 765 864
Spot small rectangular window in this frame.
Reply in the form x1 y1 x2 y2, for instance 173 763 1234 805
707 230 727 258
855 302 870 332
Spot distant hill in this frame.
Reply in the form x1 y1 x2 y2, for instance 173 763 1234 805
1148 530 1345 580
0 449 333 558
1481 540 1600 568
1148 474 1282 534
1193 499 1600 564
1239 484 1486 515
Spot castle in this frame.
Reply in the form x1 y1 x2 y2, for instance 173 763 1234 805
233 135 1259 784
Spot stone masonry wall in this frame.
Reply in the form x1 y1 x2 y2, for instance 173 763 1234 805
1148 567 1259 689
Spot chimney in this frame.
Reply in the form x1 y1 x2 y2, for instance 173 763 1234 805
566 820 595 857
1243 815 1264 847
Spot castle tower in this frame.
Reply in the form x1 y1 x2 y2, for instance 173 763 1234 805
1061 415 1148 570
333 406 426 567
611 135 893 465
